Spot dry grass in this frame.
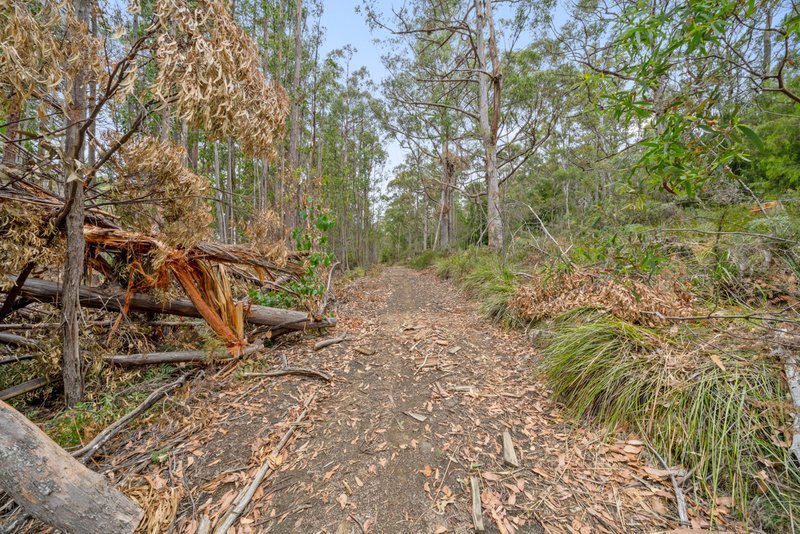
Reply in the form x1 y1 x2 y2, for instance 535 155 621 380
511 268 694 326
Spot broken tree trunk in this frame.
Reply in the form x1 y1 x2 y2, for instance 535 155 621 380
9 277 335 332
0 400 144 533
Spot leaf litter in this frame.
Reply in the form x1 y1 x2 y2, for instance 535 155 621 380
24 266 748 533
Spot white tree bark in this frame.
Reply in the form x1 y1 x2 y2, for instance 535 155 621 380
474 0 503 250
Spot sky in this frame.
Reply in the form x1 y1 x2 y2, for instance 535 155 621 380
319 0 403 175
318 1 571 177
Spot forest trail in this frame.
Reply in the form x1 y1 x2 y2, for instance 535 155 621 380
203 267 680 533
99 267 681 533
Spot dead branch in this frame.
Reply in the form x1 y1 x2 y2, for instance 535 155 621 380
0 354 34 366
105 344 263 367
0 333 39 349
0 377 48 401
212 393 316 533
317 261 340 317
242 367 331 381
72 374 190 462
313 332 347 351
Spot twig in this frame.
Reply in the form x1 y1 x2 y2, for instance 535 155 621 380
242 367 331 382
212 393 316 533
654 228 799 245
313 332 347 351
72 374 190 462
642 309 800 325
646 445 689 527
349 513 367 534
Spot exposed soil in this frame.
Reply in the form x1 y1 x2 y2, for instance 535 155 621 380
38 267 708 533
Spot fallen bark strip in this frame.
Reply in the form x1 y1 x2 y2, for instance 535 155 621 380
470 476 485 532
0 377 48 401
9 277 335 331
212 393 316 534
105 343 263 366
242 367 331 381
0 354 34 366
502 429 520 468
72 374 190 462
313 331 347 351
0 332 39 348
0 400 144 534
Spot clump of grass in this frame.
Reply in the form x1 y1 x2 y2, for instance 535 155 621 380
409 250 445 269
46 391 147 450
434 249 522 325
542 315 799 530
543 316 664 428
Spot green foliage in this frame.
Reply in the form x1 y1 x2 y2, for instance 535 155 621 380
408 250 445 269
46 391 146 450
434 249 522 325
542 315 800 528
252 197 335 312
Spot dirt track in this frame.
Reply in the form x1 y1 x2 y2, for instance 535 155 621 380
90 267 685 533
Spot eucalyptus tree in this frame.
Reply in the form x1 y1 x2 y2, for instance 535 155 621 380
366 0 558 250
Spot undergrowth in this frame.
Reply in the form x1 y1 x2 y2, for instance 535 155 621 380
418 240 800 530
542 313 800 531
434 248 522 326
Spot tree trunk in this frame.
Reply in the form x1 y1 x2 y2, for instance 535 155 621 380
227 138 236 244
288 0 304 228
0 400 144 533
214 141 227 242
474 0 503 251
61 0 90 406
11 277 336 331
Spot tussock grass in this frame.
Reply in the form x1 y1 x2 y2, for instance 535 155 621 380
543 315 799 530
408 250 445 269
435 249 521 325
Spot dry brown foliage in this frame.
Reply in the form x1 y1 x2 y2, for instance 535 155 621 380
0 0 103 113
153 0 290 158
0 201 65 288
243 209 288 267
510 269 693 326
114 136 213 248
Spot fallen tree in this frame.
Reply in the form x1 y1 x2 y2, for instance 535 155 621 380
0 400 144 534
8 277 335 333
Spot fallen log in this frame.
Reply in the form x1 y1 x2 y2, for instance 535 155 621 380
0 354 34 366
105 344 263 366
9 277 335 332
0 400 144 534
0 332 39 348
0 377 48 401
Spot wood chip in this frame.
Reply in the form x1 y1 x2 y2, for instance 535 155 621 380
470 476 485 532
502 430 519 468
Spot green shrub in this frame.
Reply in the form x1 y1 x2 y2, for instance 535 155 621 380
409 250 445 269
